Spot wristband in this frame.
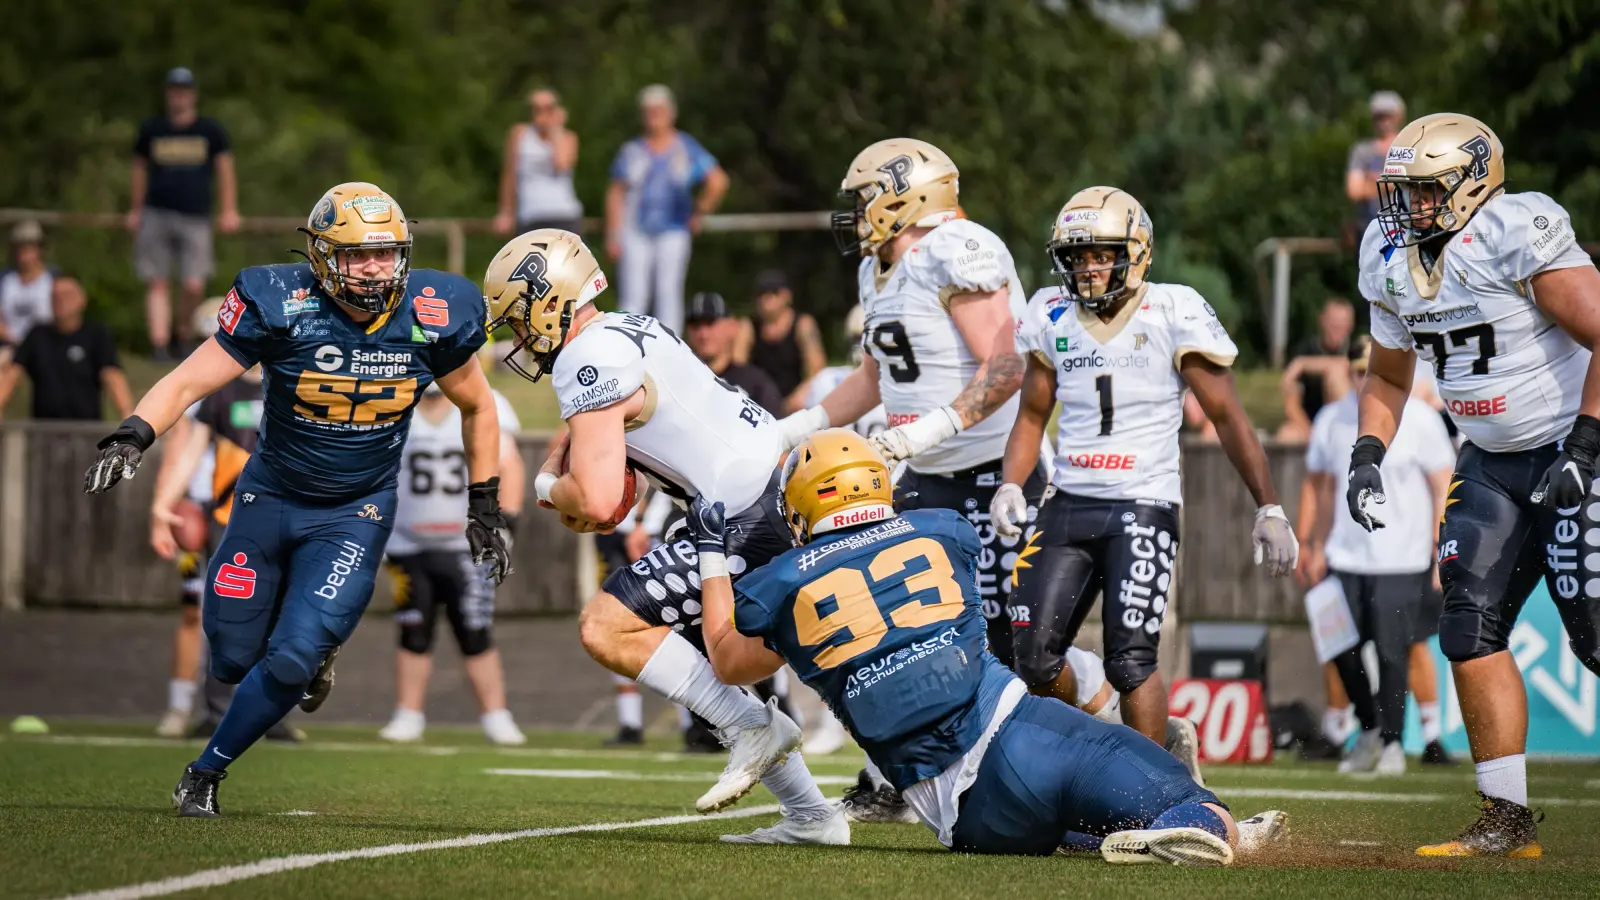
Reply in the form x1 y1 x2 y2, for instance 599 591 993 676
1349 435 1387 470
534 472 558 504
699 550 729 580
99 415 157 452
1564 414 1600 464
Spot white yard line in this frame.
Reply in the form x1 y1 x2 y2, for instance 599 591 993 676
1218 786 1600 807
57 804 783 900
485 767 858 786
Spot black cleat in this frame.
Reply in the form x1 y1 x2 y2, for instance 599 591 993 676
172 765 226 818
603 726 644 747
298 646 340 713
840 769 918 824
1416 793 1542 858
1420 739 1458 766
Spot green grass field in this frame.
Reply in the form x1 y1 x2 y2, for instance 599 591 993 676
4 722 1598 899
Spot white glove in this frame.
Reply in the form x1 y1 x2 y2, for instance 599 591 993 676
989 482 1028 540
871 406 963 463
776 405 830 453
1252 504 1299 577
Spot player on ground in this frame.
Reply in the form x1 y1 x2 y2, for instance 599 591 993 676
991 187 1297 775
84 182 511 818
1348 113 1600 857
690 429 1288 863
379 383 527 745
482 229 847 845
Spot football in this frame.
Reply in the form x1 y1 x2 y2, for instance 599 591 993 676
173 498 210 552
559 454 638 530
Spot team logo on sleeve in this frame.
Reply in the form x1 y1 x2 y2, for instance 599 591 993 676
413 286 449 327
877 155 916 195
213 553 257 599
577 365 599 386
219 289 244 335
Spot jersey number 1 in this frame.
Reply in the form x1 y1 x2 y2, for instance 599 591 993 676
793 537 964 670
1095 374 1114 436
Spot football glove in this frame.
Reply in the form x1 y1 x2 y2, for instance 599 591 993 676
989 482 1029 540
83 416 156 494
686 495 730 580
1533 414 1600 511
776 406 830 454
466 477 513 584
871 405 963 463
1345 435 1389 532
1251 504 1299 577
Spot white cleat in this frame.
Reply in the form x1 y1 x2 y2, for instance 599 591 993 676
720 807 851 845
1101 827 1234 867
482 710 527 746
695 698 802 814
1235 809 1290 856
379 711 425 743
1375 740 1406 776
801 713 849 756
1165 716 1205 788
1337 729 1383 774
156 707 190 738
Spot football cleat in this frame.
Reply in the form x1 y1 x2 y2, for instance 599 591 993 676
1101 827 1234 867
172 765 226 819
1337 729 1383 774
839 770 919 825
156 708 189 738
1421 739 1459 766
720 807 852 845
1235 810 1290 856
1416 793 1542 858
603 726 644 747
1164 716 1205 788
694 698 802 813
298 646 340 713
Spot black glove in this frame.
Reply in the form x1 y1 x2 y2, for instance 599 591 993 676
1533 414 1600 511
466 477 513 584
686 495 727 557
83 416 157 494
1345 435 1389 532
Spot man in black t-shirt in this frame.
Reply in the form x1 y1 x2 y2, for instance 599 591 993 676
127 67 241 360
684 290 785 414
0 277 132 420
1279 297 1355 442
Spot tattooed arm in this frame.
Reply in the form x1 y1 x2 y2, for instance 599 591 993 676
948 287 1025 428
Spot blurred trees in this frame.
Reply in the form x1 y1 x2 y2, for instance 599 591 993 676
0 0 1594 361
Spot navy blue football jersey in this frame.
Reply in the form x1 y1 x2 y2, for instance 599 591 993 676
734 509 1016 791
213 263 487 500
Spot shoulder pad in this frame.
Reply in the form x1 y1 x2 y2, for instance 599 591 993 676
232 263 319 328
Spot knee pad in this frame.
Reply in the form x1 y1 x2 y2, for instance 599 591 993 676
263 635 325 689
1104 653 1157 695
1438 605 1505 663
208 654 252 685
455 626 492 657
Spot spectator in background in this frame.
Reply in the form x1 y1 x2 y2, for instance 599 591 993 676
605 84 728 335
733 269 826 411
0 277 131 420
127 67 239 361
0 220 56 363
494 88 582 236
683 291 784 414
1345 91 1406 241
1278 297 1354 442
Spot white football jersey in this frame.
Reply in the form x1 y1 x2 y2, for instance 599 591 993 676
858 218 1027 474
389 391 520 556
1019 282 1239 504
804 365 888 437
1362 192 1593 452
553 312 781 515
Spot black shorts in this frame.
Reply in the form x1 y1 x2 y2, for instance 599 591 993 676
600 476 793 652
1413 584 1444 643
1331 569 1423 658
894 461 1051 669
387 549 496 655
1008 491 1180 693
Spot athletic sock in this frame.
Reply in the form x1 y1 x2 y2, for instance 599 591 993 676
168 678 197 713
616 692 643 730
1419 701 1442 743
1475 753 1528 807
761 751 833 819
635 631 768 730
1150 802 1229 841
1064 646 1107 708
193 664 301 772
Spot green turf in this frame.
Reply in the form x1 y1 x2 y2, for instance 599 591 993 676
2 723 1598 899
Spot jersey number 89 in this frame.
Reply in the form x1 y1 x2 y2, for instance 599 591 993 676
794 537 964 669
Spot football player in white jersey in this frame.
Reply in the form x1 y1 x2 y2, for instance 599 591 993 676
1347 113 1600 858
989 187 1297 761
378 385 527 745
482 229 847 846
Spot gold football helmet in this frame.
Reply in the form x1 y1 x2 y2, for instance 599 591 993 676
483 229 608 382
1376 113 1504 246
302 182 412 314
1047 186 1153 314
781 429 895 543
832 138 961 257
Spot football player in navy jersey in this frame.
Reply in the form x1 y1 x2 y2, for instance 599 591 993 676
688 429 1289 863
84 182 511 818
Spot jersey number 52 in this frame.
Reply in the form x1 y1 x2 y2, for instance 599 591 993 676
794 537 963 669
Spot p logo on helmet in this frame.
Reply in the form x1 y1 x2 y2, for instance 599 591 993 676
482 229 608 383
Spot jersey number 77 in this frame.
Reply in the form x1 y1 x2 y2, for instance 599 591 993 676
794 537 964 669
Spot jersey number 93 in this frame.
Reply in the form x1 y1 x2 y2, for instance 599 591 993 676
795 537 964 669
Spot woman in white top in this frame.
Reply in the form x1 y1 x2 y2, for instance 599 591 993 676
494 88 582 236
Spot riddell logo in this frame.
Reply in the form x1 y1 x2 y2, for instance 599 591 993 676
829 506 891 529
214 553 257 599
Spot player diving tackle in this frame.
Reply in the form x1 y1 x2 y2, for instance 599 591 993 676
689 428 1289 863
84 183 512 818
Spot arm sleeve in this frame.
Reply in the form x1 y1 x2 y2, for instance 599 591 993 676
1495 193 1592 283
492 390 522 433
552 329 647 419
733 578 781 639
212 281 272 367
929 223 1011 295
1167 287 1239 367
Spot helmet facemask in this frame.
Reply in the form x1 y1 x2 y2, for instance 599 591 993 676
1376 171 1476 247
490 293 572 383
831 184 884 256
303 233 412 315
1050 241 1134 315
777 448 808 545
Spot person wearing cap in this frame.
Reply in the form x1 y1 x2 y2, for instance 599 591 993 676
1296 335 1456 775
604 84 729 335
127 67 240 361
684 291 784 415
1345 91 1407 237
0 220 56 361
0 276 131 421
733 269 825 411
